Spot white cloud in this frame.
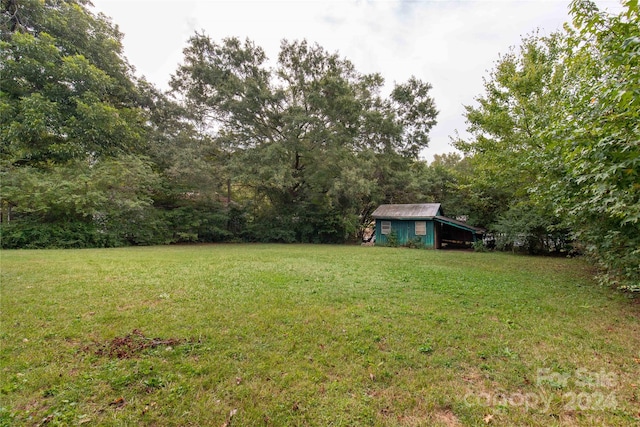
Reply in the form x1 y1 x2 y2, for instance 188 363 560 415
92 0 624 161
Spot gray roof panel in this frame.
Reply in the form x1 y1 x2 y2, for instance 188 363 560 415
371 203 442 219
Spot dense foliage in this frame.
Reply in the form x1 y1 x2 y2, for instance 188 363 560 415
1 0 158 246
454 0 639 290
1 0 637 291
550 0 639 290
170 36 438 242
0 0 438 247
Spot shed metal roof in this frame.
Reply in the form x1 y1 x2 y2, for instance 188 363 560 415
371 203 442 219
435 216 485 234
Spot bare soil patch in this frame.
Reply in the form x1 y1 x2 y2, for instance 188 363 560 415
86 329 191 359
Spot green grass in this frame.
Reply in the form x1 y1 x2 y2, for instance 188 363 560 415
1 244 639 426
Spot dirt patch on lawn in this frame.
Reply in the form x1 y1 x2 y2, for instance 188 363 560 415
434 409 461 426
84 329 194 359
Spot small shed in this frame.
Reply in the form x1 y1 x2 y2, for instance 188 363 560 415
371 203 484 249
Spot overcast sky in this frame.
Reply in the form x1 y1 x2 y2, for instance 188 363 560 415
91 0 623 161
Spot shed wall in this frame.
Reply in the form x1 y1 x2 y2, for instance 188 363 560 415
375 219 436 248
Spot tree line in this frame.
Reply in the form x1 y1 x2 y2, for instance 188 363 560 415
1 0 637 291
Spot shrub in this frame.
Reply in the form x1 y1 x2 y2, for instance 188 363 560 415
472 240 488 252
385 231 399 247
406 237 426 249
0 220 109 249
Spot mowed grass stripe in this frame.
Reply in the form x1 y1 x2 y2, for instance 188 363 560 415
1 245 638 426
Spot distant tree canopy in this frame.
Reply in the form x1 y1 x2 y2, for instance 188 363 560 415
170 36 438 242
0 0 438 246
1 0 637 292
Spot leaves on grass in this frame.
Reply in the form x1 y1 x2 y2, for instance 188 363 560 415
109 396 126 409
142 401 157 415
39 414 54 426
221 408 238 427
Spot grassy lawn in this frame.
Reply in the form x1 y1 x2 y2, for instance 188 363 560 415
1 244 639 426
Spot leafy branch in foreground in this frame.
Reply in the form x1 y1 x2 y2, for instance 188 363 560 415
454 0 639 289
548 0 640 290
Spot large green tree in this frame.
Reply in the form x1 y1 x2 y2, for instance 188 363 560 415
0 0 158 246
453 32 569 252
171 36 438 242
544 0 639 289
1 0 144 165
454 0 639 288
136 80 233 244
